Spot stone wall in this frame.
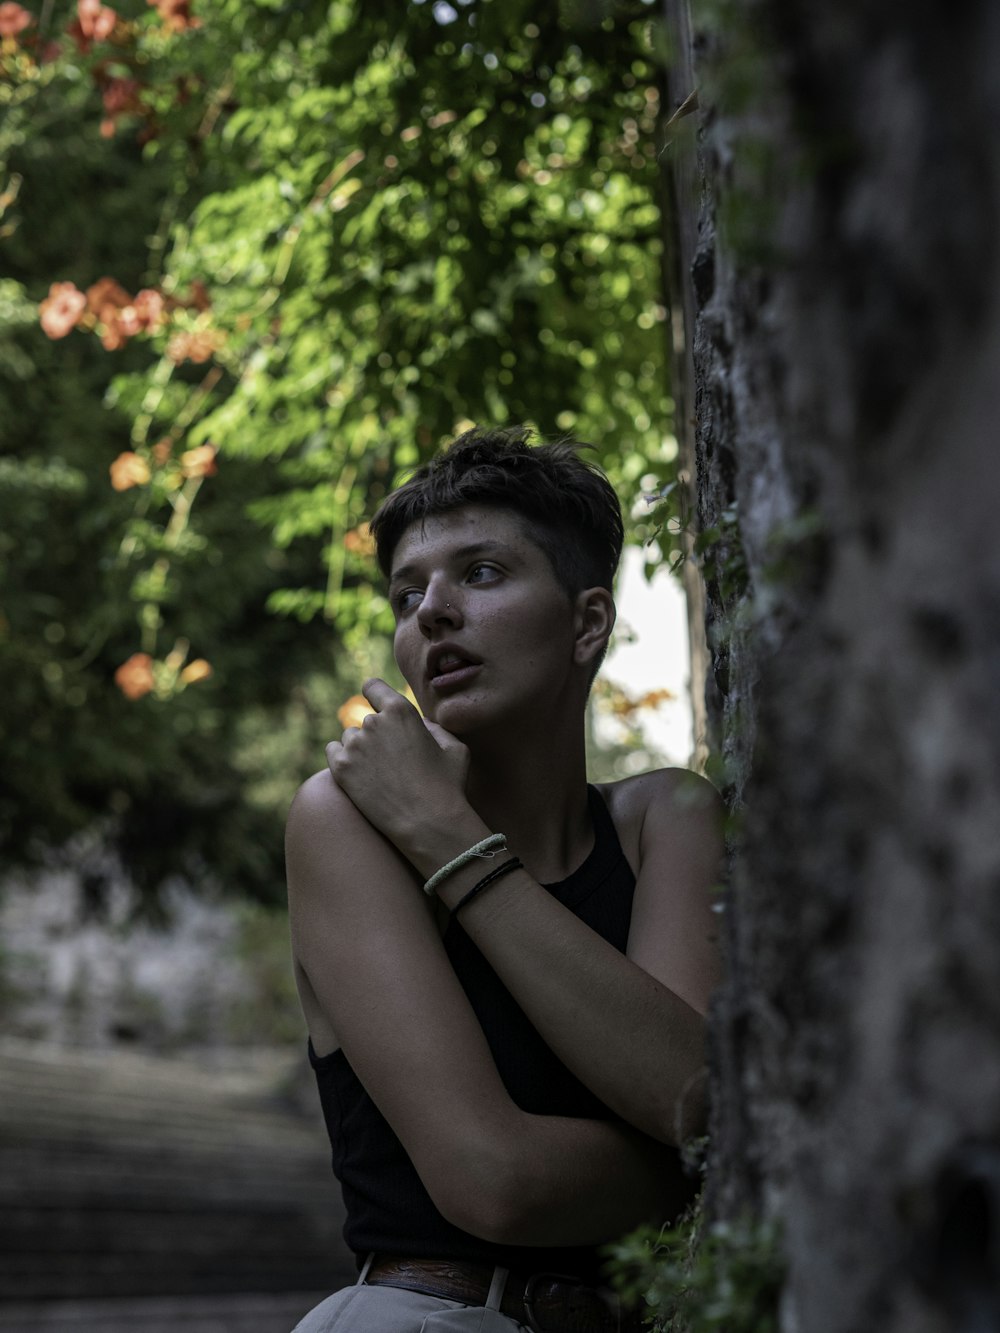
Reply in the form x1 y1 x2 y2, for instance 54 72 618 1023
0 857 302 1051
664 2 1000 1328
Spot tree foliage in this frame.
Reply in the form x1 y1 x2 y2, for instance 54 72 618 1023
1 0 677 901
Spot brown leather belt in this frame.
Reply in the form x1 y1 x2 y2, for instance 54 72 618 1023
365 1255 641 1332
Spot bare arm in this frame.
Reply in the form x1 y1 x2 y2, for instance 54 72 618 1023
429 769 724 1144
286 772 687 1246
327 683 725 1145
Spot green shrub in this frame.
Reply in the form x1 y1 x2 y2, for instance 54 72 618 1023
607 1196 784 1333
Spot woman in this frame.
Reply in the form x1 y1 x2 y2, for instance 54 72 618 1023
285 427 722 1331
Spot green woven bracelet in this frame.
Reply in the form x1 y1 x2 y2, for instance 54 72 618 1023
422 833 507 896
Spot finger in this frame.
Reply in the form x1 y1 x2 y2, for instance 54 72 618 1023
421 718 461 751
325 740 343 774
362 677 416 715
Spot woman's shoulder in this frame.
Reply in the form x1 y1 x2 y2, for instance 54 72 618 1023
286 768 402 907
594 768 723 871
288 767 347 820
287 767 377 843
596 766 720 816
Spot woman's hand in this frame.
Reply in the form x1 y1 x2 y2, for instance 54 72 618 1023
326 678 472 853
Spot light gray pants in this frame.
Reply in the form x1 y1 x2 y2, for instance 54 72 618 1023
292 1256 527 1332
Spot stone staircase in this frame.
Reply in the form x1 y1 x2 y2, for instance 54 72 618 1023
0 1293 328 1332
0 1039 354 1331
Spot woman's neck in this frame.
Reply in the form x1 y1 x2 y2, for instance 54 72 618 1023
464 726 593 884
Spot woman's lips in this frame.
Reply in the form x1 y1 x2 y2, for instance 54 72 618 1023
428 661 482 692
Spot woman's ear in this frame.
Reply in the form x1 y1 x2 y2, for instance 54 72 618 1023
572 587 616 667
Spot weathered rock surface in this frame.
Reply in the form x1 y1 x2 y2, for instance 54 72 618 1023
664 1 1000 1328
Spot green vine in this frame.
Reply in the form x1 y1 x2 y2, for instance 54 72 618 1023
606 1194 784 1332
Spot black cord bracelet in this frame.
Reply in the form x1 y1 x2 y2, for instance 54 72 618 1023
451 856 523 916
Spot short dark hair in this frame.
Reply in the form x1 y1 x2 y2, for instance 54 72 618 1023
370 426 624 597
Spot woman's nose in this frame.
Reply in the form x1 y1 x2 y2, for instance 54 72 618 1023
416 580 462 634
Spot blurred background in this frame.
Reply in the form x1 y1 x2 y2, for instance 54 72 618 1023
0 0 693 1326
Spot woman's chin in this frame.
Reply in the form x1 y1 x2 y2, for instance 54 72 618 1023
428 694 496 738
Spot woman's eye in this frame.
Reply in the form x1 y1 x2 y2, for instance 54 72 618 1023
468 563 500 584
395 588 422 613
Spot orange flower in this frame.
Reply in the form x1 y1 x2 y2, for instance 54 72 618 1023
343 523 375 556
166 327 221 364
101 76 142 115
185 279 211 311
180 658 212 685
67 0 117 49
39 282 87 339
99 75 146 138
337 694 374 729
151 438 173 464
100 319 129 349
180 443 217 479
109 451 151 491
148 0 200 31
0 3 33 36
85 276 140 348
162 279 211 314
85 276 131 317
78 0 117 38
636 687 674 709
114 652 154 700
133 287 166 331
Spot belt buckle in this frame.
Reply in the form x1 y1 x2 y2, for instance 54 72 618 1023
523 1271 599 1333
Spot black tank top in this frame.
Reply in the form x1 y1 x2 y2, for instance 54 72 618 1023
309 785 678 1280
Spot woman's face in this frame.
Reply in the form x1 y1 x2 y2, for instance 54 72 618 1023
388 505 579 738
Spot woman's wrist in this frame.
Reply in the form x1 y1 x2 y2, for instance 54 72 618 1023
396 804 494 881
